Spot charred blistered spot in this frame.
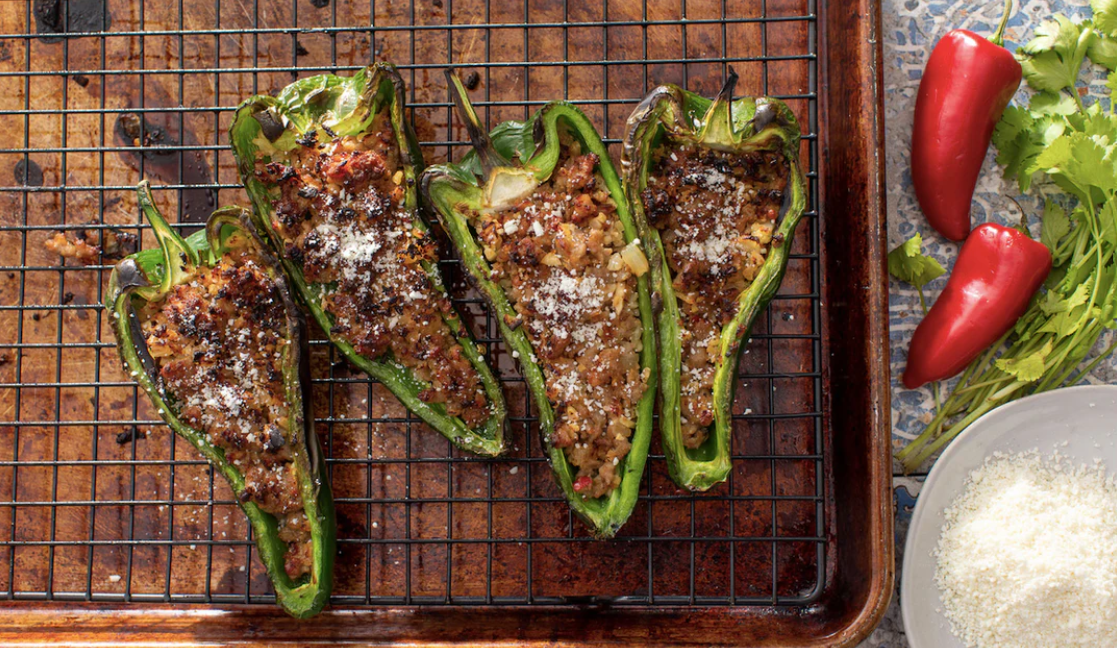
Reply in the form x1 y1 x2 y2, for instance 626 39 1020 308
259 161 298 184
297 185 319 200
253 110 286 142
115 425 142 445
641 187 672 221
34 0 111 42
336 207 357 223
296 130 319 148
13 159 43 187
116 113 175 159
285 243 305 265
115 107 215 223
274 200 308 228
508 238 540 266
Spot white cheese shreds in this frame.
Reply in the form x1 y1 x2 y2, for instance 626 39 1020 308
934 450 1117 648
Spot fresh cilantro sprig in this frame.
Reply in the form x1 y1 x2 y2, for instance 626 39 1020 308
888 233 946 313
898 3 1117 472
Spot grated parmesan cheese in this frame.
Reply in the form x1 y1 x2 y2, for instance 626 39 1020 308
934 450 1117 648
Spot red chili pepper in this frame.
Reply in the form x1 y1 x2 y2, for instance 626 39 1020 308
903 223 1051 389
572 476 592 493
910 0 1022 242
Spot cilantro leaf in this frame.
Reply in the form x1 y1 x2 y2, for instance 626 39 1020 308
1101 199 1117 247
1020 15 1094 93
994 105 1032 150
1031 133 1073 172
1030 91 1079 115
1031 133 1117 200
1089 31 1117 70
1094 0 1117 38
1080 103 1117 138
1022 14 1085 53
995 341 1052 383
1041 200 1072 251
993 107 1046 190
888 233 945 292
1065 133 1117 194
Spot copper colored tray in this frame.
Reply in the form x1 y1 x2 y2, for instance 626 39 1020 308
0 0 891 644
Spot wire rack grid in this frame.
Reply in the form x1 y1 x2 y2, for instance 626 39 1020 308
0 0 825 609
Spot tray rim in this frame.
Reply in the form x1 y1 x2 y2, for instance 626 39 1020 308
0 0 894 644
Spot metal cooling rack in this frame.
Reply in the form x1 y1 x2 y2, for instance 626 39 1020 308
0 0 822 608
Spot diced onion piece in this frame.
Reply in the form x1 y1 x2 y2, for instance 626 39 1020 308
483 168 538 212
620 239 649 276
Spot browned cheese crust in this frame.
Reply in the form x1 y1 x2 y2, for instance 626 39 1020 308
139 241 312 579
254 114 490 428
468 136 649 499
642 143 788 449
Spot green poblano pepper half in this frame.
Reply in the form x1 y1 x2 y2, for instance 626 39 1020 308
106 182 335 618
228 64 506 456
420 71 657 538
622 70 808 492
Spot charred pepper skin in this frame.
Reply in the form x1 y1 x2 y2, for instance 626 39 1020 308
910 1 1022 242
228 64 507 457
622 70 808 492
903 223 1052 389
106 182 335 619
420 71 657 538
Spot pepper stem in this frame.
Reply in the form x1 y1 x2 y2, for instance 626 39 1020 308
444 69 507 175
136 180 198 293
990 0 1013 47
697 67 739 145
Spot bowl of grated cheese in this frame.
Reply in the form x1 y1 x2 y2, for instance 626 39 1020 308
901 384 1117 648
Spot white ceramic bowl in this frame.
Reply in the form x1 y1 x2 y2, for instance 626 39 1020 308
900 384 1117 648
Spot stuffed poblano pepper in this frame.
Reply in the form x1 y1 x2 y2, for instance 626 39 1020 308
420 71 657 537
228 64 506 456
107 182 335 618
622 70 807 492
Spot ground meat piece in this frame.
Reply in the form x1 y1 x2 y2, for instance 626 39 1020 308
643 142 789 448
138 242 313 579
253 113 491 428
44 231 100 264
468 135 649 499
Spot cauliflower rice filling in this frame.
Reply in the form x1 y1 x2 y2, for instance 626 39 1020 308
642 142 788 449
255 114 491 428
469 135 649 499
139 240 312 579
